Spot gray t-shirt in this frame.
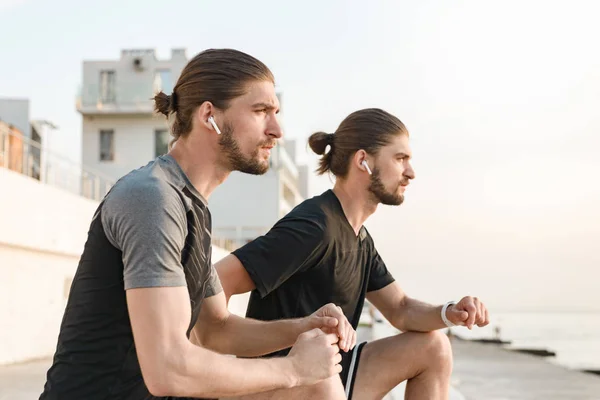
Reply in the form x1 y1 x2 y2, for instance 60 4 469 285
101 154 222 296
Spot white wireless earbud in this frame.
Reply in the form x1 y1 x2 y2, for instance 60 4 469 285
362 160 372 175
208 116 222 135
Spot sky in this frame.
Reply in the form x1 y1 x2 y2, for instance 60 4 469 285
1 0 599 312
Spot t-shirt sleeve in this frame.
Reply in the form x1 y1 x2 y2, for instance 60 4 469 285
232 214 328 298
101 178 188 290
367 247 395 292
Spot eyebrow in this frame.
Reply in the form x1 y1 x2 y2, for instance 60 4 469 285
251 102 280 113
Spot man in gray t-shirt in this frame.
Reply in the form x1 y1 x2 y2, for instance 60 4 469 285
41 49 354 400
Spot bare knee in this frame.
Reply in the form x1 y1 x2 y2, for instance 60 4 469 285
421 331 453 373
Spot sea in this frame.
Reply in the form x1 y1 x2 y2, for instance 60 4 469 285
448 311 600 372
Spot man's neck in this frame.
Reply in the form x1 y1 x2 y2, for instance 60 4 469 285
168 136 230 200
332 181 378 236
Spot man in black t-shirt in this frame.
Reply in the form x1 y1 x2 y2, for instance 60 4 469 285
215 108 491 399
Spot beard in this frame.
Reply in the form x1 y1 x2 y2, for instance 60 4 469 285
218 120 271 175
368 167 405 206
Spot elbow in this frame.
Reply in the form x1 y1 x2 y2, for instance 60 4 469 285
391 299 410 332
391 316 407 333
197 329 215 351
195 318 229 353
145 377 174 398
145 375 195 398
386 309 404 332
144 367 178 397
144 349 217 398
140 347 191 397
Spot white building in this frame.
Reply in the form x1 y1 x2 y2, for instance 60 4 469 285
78 48 308 249
77 48 187 180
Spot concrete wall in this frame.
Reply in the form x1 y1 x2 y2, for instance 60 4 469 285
82 114 170 180
0 167 98 257
0 167 248 365
0 167 98 365
0 244 82 365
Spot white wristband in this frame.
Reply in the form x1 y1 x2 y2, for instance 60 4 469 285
441 301 457 328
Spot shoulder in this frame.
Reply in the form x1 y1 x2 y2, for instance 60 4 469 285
105 165 186 215
287 190 340 223
101 165 189 247
275 195 331 237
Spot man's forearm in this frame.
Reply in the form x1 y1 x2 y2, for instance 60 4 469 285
393 297 446 332
204 314 310 357
155 341 296 398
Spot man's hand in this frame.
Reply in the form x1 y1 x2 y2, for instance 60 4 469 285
306 303 356 352
445 296 490 330
286 329 342 386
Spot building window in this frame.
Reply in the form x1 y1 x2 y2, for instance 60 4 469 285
100 70 116 103
100 129 114 161
153 69 173 94
155 129 169 157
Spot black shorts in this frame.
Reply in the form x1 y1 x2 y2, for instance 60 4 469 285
341 341 367 399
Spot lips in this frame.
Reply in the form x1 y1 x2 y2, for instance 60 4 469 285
260 141 276 150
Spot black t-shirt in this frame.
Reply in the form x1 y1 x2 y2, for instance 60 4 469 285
232 190 394 382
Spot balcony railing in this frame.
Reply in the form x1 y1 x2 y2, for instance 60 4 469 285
75 82 158 115
76 96 155 114
0 125 115 202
